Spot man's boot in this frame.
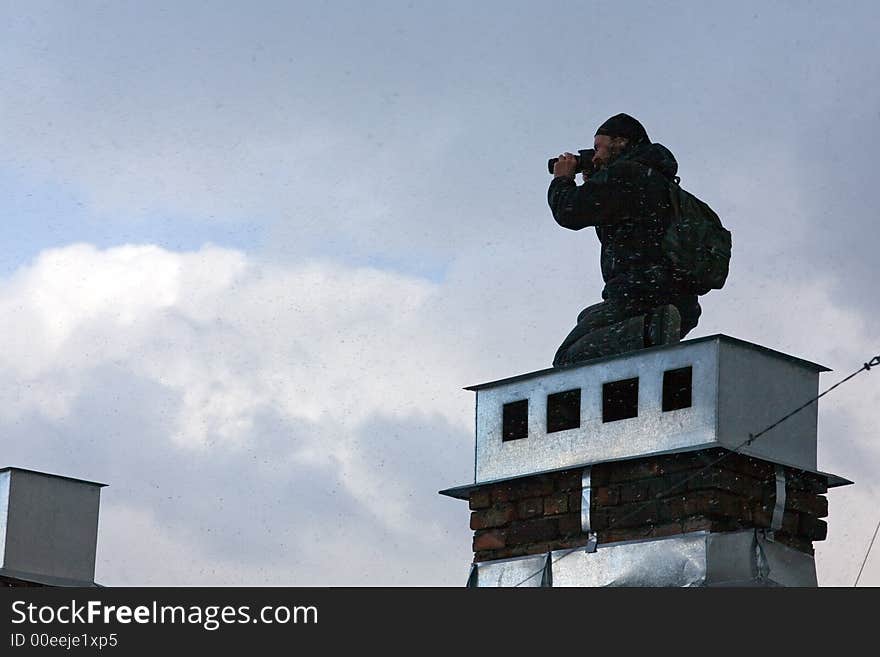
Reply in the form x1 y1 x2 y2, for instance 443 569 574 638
644 304 681 348
557 314 646 365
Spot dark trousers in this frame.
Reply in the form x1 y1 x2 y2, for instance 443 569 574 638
553 295 701 367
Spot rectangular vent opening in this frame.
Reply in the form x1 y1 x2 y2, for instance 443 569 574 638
603 377 639 423
547 388 581 433
502 400 529 441
662 366 693 412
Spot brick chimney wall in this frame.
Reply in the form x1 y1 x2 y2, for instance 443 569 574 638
469 448 827 562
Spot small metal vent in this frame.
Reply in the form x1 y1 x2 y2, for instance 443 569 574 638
662 366 693 412
602 377 639 423
502 400 528 441
547 389 581 433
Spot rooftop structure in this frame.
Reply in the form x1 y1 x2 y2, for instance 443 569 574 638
441 335 851 587
0 467 105 587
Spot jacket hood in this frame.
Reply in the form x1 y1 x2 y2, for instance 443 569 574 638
625 142 678 179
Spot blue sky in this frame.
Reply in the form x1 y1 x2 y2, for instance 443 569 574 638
0 1 877 585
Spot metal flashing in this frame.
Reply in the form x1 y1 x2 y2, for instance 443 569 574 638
464 334 830 392
541 553 553 587
469 529 817 587
0 467 106 488
438 447 852 500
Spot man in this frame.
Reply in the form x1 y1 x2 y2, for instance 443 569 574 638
549 113 701 367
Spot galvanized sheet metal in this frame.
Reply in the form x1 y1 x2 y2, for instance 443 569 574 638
475 339 719 483
717 340 819 470
0 468 102 586
471 529 817 587
472 553 545 587
580 467 591 532
552 533 709 587
704 530 817 586
473 335 829 483
771 465 786 532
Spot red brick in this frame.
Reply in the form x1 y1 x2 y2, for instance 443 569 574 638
543 493 569 516
470 503 516 530
557 535 592 551
753 506 771 527
721 454 774 480
555 469 583 492
505 540 555 559
605 460 662 484
799 516 828 541
558 513 582 536
589 507 609 530
649 521 685 539
600 524 655 544
682 490 727 518
787 492 828 518
494 477 555 503
603 501 659 529
619 483 649 504
783 510 803 535
568 491 582 512
518 477 555 500
506 517 559 545
713 491 753 520
681 515 714 533
589 466 610 487
469 489 491 510
701 468 769 501
517 497 543 519
657 495 688 522
646 473 691 499
473 530 506 551
773 532 815 555
491 483 516 504
593 486 619 506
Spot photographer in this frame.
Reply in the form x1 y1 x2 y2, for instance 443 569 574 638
548 113 701 367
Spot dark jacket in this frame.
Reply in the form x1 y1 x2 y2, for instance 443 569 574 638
548 142 688 303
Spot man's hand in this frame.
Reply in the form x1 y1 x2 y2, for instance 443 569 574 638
553 152 578 179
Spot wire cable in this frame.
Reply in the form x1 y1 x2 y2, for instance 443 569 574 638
854 515 880 587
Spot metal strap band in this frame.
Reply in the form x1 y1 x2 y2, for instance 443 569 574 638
770 465 786 532
581 467 592 532
585 532 598 554
581 467 598 553
540 552 553 587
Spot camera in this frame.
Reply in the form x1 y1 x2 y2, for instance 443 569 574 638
548 149 596 175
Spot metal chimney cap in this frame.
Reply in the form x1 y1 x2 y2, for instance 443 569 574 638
464 334 831 392
0 466 107 488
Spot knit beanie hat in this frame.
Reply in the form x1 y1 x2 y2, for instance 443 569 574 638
595 113 650 145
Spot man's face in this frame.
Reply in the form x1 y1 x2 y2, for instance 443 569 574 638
592 134 629 170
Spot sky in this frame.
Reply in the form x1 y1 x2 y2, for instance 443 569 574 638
0 0 877 586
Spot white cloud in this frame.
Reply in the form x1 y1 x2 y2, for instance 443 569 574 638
0 243 479 584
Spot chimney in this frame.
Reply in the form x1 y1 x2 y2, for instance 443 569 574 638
441 334 851 587
0 467 105 587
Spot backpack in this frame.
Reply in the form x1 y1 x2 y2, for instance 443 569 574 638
662 176 731 296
